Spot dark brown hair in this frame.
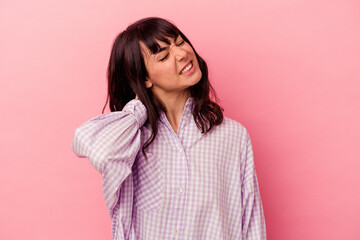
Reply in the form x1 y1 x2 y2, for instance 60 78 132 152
104 17 223 159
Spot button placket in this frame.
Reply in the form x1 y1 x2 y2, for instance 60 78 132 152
176 150 185 195
168 122 188 240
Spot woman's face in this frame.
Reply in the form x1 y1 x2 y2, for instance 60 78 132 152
140 35 202 99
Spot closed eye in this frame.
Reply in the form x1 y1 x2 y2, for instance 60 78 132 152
160 54 169 61
176 40 185 46
159 39 185 61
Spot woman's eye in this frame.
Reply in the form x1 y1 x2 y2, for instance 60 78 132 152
176 40 185 46
158 40 184 62
160 54 169 61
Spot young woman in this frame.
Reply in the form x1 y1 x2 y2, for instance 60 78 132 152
72 17 266 240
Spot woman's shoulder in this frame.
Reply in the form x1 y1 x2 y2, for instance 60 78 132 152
210 116 250 143
220 116 248 133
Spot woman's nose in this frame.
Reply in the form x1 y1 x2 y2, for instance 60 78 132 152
173 46 187 61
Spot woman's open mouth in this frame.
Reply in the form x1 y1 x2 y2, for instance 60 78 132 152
180 61 194 75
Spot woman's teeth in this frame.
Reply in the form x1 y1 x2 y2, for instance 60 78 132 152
181 62 193 74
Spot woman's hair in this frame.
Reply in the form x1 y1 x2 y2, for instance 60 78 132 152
104 17 223 159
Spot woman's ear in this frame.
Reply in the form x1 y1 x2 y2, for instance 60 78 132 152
145 79 153 88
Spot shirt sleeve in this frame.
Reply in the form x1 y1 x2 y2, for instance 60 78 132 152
241 130 267 240
72 99 147 239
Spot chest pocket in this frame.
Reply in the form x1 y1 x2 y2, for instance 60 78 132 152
132 151 164 212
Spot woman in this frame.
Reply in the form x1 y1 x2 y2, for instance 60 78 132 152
72 17 266 240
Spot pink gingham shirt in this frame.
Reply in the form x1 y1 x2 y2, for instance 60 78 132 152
72 97 266 240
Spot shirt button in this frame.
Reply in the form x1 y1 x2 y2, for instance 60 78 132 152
173 229 178 234
178 150 183 154
185 117 189 121
177 188 183 194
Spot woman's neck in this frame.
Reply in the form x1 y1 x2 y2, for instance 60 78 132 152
157 90 191 134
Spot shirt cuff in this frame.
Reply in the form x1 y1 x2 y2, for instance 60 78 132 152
122 99 148 128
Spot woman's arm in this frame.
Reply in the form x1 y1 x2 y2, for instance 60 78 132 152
241 131 267 240
72 99 147 239
72 99 147 174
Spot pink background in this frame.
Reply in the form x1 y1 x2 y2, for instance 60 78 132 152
1 0 359 239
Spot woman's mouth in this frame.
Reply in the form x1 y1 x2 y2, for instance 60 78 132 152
180 61 193 75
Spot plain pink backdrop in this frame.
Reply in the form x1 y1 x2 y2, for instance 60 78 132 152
1 0 359 239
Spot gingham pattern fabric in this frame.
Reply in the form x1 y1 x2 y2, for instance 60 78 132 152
72 97 266 240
